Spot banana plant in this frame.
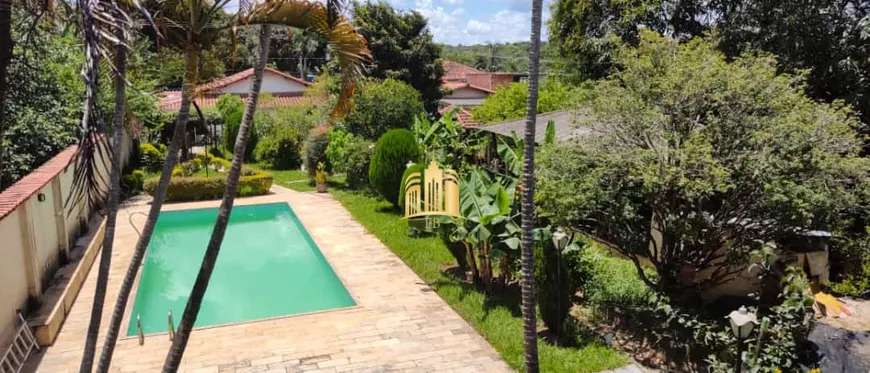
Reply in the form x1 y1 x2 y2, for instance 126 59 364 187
413 109 485 172
450 168 519 292
497 120 554 179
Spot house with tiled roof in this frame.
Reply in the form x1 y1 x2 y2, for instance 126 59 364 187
158 67 318 111
440 60 518 108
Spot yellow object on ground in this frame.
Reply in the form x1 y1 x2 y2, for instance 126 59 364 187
812 287 852 318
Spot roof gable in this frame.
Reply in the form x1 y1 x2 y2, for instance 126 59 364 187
201 67 311 93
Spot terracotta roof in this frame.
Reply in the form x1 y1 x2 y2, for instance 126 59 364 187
159 92 322 111
442 81 495 94
443 59 482 82
439 105 479 127
159 67 313 111
199 67 311 93
0 145 77 220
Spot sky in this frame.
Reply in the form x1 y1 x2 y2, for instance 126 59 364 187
380 0 552 45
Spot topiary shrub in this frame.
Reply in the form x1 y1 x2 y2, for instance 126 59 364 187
535 238 573 344
140 143 165 172
143 171 273 202
304 126 331 178
368 129 420 206
222 110 259 161
121 169 145 195
254 126 303 170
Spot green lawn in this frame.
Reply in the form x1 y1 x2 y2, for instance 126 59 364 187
263 167 346 192
328 189 628 372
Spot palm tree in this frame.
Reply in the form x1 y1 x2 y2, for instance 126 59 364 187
74 0 139 370
520 0 544 372
94 0 225 370
161 1 368 370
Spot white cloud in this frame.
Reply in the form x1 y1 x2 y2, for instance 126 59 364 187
378 0 552 45
460 10 535 44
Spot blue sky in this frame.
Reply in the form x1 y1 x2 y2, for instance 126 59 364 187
380 0 552 45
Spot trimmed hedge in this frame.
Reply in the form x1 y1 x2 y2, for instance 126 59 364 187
368 129 420 206
143 171 273 202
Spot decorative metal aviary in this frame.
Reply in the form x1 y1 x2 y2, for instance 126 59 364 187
403 160 460 229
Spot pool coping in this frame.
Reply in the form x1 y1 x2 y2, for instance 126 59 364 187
118 197 362 341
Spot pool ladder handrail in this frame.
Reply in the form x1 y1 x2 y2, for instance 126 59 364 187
168 310 175 341
136 314 144 346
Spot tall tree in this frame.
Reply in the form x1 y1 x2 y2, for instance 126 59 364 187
536 32 870 302
0 0 10 188
352 1 443 113
160 1 369 370
520 0 544 372
95 0 221 369
548 0 706 82
550 0 870 135
75 0 132 369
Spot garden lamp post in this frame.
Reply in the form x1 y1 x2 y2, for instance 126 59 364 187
552 229 569 251
728 306 757 373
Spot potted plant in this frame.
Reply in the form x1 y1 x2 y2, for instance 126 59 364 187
314 162 328 193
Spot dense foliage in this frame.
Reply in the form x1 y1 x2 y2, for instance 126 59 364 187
218 94 258 160
304 126 331 178
343 78 424 141
472 81 573 124
254 125 303 170
549 0 870 130
368 129 420 206
442 42 558 74
353 1 444 113
140 143 166 172
536 32 870 301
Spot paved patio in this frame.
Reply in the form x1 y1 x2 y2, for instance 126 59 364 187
26 186 511 372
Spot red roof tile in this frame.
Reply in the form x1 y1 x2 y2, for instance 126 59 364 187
159 92 323 111
443 59 482 82
159 67 313 111
0 145 77 220
439 105 479 127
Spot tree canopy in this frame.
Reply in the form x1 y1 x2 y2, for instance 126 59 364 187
549 0 870 131
342 78 423 140
352 1 444 113
536 32 870 301
472 81 573 124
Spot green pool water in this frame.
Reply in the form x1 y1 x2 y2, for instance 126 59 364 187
126 202 354 336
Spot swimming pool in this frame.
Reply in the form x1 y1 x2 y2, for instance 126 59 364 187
126 202 355 336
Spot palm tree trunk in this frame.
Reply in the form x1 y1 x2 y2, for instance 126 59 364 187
0 0 10 189
161 25 272 372
520 0 544 372
95 47 199 372
79 26 126 373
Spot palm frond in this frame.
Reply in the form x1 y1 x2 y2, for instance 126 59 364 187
244 0 370 118
66 0 153 215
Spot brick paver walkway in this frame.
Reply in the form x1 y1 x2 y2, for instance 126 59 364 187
27 186 511 372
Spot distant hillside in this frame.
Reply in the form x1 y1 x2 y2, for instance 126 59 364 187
440 42 557 74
